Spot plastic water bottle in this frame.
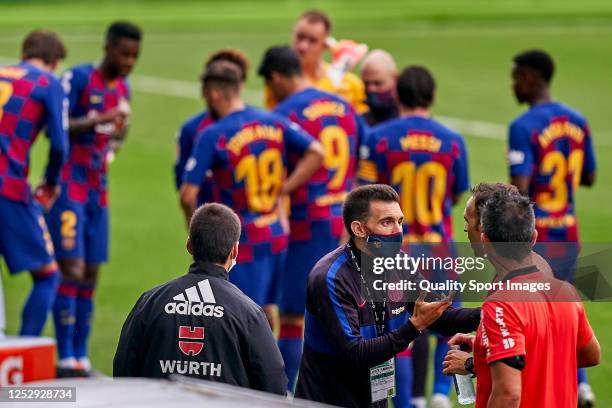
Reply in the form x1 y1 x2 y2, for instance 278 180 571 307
451 345 476 405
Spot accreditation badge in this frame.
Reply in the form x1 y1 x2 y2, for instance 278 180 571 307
370 358 396 402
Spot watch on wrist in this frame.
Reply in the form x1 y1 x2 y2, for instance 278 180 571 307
464 356 475 376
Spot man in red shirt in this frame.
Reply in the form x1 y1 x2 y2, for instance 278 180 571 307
445 188 600 408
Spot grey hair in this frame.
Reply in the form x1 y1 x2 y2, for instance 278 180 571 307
480 189 535 261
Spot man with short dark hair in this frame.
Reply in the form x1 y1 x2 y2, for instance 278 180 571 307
508 49 597 404
180 55 325 328
295 184 480 408
258 45 366 391
45 20 142 376
448 189 600 408
358 66 470 408
0 29 68 337
462 183 552 276
174 49 250 209
114 203 287 395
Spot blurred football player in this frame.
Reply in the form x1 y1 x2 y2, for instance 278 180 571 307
264 10 367 113
45 21 142 376
180 58 324 328
0 30 68 336
174 49 249 212
508 49 597 407
258 46 365 391
359 66 470 408
360 49 399 126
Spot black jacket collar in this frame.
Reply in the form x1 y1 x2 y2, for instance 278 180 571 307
500 264 539 282
188 261 229 280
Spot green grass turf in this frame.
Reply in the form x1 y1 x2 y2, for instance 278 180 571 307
0 0 610 404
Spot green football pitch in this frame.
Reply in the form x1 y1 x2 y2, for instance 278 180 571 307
1 0 610 403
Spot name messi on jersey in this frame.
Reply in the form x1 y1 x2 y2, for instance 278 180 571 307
538 121 584 148
400 133 442 153
302 101 346 121
226 125 283 155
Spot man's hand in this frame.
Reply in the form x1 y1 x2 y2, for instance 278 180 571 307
448 333 475 352
442 349 471 376
95 108 127 125
34 183 60 211
409 290 451 331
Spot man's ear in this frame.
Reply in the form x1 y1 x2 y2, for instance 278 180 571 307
351 220 367 238
231 242 239 260
531 229 538 246
480 232 490 244
186 237 193 256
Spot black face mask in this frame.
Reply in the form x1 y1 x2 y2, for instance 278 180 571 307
366 90 398 121
365 231 403 259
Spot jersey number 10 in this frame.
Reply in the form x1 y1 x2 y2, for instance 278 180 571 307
391 161 447 226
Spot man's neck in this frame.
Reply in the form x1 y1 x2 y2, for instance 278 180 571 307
352 236 366 253
303 60 325 81
528 88 552 107
290 76 310 95
399 106 431 118
218 97 245 119
23 58 50 72
99 59 120 82
489 252 535 281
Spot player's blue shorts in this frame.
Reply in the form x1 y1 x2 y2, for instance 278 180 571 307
230 242 287 306
0 196 55 274
280 226 340 314
45 190 109 265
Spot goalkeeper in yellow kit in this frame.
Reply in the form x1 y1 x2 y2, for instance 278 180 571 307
264 9 368 113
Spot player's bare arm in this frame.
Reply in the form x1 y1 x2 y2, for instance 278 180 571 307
488 361 521 408
280 140 324 196
510 175 530 196
68 108 126 136
581 171 596 187
179 183 200 226
578 336 601 368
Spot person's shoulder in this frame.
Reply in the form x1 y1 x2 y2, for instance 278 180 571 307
370 116 404 137
66 63 94 79
61 63 94 92
510 106 535 128
424 117 463 141
552 101 588 124
213 278 267 319
308 246 351 286
181 111 209 132
341 70 365 89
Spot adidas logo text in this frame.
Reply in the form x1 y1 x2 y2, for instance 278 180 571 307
165 279 225 318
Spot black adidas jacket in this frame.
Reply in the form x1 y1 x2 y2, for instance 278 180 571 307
113 261 287 395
